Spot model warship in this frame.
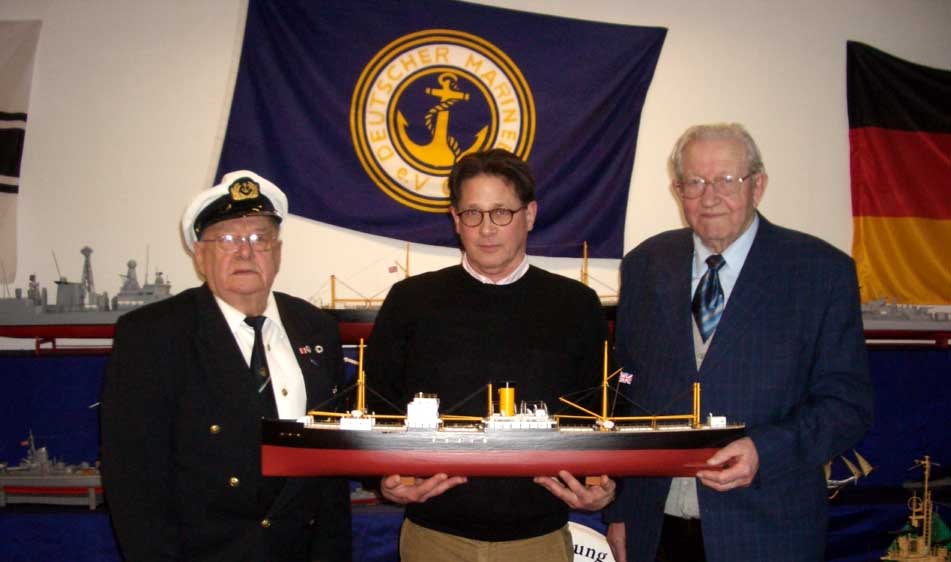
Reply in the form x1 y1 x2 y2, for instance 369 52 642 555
0 246 171 330
861 299 951 332
262 342 745 478
882 456 950 561
0 431 102 510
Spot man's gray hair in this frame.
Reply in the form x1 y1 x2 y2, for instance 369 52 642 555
668 123 765 181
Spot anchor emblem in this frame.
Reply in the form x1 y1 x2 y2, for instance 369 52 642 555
351 29 535 211
395 72 488 169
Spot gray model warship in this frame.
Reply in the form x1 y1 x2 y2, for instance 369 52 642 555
0 246 172 328
0 431 102 510
862 299 951 332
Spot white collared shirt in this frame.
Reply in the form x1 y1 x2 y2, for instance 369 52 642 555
690 213 760 303
214 293 307 418
461 253 530 285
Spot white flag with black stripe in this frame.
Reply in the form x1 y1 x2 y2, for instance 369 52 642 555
0 20 41 285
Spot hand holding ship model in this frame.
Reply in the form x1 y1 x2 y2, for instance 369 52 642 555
380 473 468 505
695 436 760 492
378 465 616 511
533 471 617 512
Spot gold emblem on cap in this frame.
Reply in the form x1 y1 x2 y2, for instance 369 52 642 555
229 178 260 201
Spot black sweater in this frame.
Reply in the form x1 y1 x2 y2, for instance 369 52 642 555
365 265 609 541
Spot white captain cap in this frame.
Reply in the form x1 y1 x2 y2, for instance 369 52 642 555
181 170 288 251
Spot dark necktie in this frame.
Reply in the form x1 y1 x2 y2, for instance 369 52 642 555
244 316 278 418
691 254 726 343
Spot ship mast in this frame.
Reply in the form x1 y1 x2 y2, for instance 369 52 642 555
601 340 608 420
581 241 589 286
80 246 95 297
558 341 705 430
355 338 366 414
52 250 63 280
921 456 934 552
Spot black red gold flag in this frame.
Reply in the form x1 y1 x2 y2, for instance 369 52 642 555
847 41 951 304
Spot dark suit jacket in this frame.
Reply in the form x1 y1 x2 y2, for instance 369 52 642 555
604 216 874 562
101 285 351 562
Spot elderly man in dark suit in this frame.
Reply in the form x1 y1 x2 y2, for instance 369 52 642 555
101 171 351 562
604 123 874 562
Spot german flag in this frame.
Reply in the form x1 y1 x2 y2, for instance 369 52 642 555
847 41 950 304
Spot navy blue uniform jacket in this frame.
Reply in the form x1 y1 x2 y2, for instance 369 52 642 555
101 285 351 562
604 216 874 562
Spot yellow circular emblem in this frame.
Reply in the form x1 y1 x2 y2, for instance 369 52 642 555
351 29 535 212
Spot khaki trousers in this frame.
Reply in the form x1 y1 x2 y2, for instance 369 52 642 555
399 518 573 562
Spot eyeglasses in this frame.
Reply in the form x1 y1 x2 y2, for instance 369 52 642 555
199 232 278 253
676 173 755 199
455 207 526 227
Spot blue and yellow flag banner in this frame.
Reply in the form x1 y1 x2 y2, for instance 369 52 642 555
217 0 665 258
847 41 951 304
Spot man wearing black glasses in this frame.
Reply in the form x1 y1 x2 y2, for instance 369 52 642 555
101 171 351 562
366 149 616 562
603 123 874 562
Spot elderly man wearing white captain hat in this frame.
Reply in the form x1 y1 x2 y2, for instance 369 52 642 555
101 171 352 562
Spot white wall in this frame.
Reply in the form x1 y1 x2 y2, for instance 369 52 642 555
1 0 948 313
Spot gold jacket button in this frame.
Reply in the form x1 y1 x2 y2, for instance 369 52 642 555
228 476 240 487
260 518 271 528
209 424 221 435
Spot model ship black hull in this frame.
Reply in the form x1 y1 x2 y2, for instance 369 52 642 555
261 419 745 478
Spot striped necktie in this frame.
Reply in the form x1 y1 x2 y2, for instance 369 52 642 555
691 254 726 342
244 315 277 418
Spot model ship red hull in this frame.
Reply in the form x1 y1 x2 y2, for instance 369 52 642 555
261 419 745 477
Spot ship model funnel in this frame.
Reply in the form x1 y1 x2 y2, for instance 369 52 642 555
498 384 516 417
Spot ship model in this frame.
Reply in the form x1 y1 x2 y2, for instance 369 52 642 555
881 456 951 561
826 449 875 499
0 246 172 329
262 342 746 478
0 431 102 510
321 241 618 345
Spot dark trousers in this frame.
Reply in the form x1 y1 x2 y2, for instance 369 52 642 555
656 515 706 562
